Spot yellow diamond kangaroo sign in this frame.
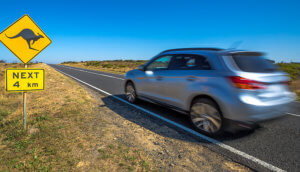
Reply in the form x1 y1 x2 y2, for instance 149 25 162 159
0 14 51 64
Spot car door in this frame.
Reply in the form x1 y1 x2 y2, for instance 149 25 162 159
157 54 213 109
136 55 173 101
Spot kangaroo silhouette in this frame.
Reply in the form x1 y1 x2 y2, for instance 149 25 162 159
5 28 44 51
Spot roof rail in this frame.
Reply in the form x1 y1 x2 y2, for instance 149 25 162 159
160 48 224 54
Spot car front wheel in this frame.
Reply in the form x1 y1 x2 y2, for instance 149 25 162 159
125 82 138 103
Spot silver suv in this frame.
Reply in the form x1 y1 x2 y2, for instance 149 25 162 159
124 48 295 136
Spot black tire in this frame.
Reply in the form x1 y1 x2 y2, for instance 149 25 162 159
190 98 223 136
125 82 138 103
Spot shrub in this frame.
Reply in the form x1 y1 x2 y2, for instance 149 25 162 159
85 61 101 67
277 63 300 80
61 61 77 64
101 64 113 68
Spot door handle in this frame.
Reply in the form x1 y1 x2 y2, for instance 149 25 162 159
187 76 196 81
156 76 163 81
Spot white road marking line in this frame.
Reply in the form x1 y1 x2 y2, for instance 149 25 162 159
52 66 285 172
286 113 300 117
59 65 125 80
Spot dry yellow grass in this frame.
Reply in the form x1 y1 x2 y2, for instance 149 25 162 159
62 61 145 74
290 79 300 101
0 63 154 171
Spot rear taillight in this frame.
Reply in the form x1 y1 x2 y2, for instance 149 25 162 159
228 76 266 90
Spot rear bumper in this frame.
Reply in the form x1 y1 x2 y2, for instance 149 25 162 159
245 102 291 122
223 96 295 124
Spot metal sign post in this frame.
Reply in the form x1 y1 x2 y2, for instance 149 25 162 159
23 64 27 130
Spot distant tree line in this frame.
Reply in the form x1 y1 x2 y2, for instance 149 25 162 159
0 60 42 64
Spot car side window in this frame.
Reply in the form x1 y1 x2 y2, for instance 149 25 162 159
168 54 212 70
146 55 172 71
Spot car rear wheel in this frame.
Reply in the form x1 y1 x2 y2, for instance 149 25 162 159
190 98 223 136
125 82 138 103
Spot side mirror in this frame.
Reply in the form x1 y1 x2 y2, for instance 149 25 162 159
138 65 145 71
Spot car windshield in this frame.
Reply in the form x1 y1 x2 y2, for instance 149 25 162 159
232 55 278 73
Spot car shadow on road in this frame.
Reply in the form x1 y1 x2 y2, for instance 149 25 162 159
100 94 256 143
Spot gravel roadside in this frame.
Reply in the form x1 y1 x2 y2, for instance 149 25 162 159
78 83 251 171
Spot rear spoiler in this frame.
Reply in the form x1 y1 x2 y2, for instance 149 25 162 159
227 51 265 56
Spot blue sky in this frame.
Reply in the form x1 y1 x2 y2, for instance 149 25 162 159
0 0 299 63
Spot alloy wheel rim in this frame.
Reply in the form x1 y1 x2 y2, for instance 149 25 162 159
126 84 135 102
190 103 221 133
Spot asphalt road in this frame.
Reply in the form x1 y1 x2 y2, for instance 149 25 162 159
50 64 300 171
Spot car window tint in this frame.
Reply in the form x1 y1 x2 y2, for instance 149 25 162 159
168 55 211 70
146 55 172 70
232 55 277 73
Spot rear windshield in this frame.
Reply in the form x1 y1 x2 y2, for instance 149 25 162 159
232 55 277 73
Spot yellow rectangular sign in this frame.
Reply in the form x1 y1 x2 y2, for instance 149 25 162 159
5 68 45 92
0 15 51 64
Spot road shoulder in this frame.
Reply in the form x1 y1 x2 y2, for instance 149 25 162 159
78 77 251 171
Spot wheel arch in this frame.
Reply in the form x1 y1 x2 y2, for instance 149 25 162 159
124 79 136 91
189 94 223 116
